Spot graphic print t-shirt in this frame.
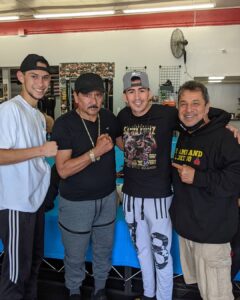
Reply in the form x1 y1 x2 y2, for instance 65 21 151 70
117 104 177 198
124 124 157 170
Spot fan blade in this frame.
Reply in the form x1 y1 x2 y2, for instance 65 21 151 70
183 49 187 64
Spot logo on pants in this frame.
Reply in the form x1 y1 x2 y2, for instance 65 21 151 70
151 232 169 269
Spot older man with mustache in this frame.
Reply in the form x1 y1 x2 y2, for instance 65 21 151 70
51 73 122 300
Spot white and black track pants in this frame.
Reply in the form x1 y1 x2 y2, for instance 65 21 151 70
123 194 173 300
0 205 45 300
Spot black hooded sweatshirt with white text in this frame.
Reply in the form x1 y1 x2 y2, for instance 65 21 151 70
170 108 240 243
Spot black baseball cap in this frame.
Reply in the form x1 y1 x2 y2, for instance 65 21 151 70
20 54 51 73
75 73 105 94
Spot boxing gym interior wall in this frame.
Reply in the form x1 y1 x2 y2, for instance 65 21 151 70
0 9 240 118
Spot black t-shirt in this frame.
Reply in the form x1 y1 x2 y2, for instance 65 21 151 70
117 104 178 198
52 108 121 201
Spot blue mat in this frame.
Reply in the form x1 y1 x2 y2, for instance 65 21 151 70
43 199 182 273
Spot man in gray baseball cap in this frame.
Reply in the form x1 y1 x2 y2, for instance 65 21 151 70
123 71 149 91
117 71 177 300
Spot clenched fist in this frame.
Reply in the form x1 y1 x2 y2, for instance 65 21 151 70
42 141 58 157
93 134 114 158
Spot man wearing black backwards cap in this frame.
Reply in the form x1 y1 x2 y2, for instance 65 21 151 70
0 54 58 300
52 73 122 300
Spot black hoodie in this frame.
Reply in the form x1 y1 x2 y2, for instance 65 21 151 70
170 108 240 243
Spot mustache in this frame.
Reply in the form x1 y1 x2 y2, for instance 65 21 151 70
88 105 98 109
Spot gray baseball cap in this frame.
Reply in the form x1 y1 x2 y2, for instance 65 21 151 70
123 71 149 91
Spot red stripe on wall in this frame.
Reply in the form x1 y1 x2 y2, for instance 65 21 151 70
0 8 239 36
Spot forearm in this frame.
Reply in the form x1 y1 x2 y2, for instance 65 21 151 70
0 147 46 165
56 134 113 179
56 151 93 179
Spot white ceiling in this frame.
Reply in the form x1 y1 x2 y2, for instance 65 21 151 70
0 0 240 19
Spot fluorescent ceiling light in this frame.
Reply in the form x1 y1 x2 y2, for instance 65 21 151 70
123 3 215 14
208 80 222 83
208 76 225 80
0 16 20 21
34 10 115 19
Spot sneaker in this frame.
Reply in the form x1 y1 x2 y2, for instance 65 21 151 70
91 288 107 300
69 294 81 300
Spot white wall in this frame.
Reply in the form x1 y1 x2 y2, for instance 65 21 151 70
206 83 240 115
0 24 239 115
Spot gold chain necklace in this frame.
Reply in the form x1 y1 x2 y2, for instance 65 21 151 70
80 113 101 161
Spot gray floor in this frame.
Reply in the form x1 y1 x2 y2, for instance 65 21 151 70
37 260 240 300
0 257 239 300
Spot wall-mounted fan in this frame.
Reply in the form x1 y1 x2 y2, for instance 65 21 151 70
171 28 188 64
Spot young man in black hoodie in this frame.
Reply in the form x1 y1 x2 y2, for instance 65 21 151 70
170 81 240 300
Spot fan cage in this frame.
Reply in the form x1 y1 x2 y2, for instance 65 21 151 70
171 29 185 58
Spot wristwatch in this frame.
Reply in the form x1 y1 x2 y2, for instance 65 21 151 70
89 149 96 162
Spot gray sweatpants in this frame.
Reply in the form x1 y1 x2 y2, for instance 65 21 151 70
58 190 117 293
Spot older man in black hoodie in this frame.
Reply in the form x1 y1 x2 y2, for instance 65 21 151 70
170 81 240 300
